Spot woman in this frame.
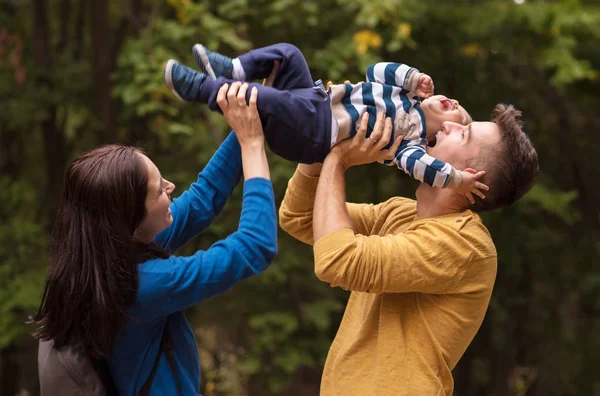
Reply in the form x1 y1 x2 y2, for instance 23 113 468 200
32 83 277 395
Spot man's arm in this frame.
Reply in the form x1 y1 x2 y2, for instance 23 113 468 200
279 163 380 245
313 222 496 294
312 113 494 294
313 112 400 243
278 165 321 246
312 156 352 242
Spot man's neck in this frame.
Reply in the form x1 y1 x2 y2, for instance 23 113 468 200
415 183 468 218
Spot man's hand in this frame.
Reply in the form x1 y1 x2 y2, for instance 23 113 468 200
329 112 402 170
416 74 434 98
327 80 357 89
456 168 489 204
314 111 400 242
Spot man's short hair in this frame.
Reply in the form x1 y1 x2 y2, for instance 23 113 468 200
470 104 539 212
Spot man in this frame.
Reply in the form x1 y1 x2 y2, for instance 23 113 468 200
279 105 539 395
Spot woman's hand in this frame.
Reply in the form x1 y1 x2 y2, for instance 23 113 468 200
329 112 402 170
217 82 263 150
217 82 270 181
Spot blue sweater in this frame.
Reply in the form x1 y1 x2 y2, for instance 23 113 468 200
108 132 277 395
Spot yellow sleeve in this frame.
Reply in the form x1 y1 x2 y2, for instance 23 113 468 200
312 222 497 294
279 168 320 245
346 203 378 236
279 168 379 245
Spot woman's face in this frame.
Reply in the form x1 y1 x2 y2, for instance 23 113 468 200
134 154 176 243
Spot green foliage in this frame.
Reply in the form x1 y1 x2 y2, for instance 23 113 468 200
0 178 46 348
520 183 579 224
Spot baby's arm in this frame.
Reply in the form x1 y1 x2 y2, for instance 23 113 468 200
366 63 434 97
455 169 489 204
394 144 488 203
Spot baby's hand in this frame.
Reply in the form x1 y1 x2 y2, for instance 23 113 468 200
456 168 489 205
416 74 434 98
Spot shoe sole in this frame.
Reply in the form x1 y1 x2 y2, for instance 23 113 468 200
164 59 184 101
193 44 216 79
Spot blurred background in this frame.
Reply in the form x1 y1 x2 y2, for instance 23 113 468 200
1 0 599 395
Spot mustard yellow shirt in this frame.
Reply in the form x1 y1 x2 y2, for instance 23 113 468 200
279 169 497 396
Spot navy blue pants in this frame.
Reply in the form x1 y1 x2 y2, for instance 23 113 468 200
195 43 332 164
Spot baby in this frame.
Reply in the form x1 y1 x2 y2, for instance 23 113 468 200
164 43 485 196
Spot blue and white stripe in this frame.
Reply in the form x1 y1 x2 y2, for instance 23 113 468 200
393 142 454 188
330 62 456 188
366 62 415 88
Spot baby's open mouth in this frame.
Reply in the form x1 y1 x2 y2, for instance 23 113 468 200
440 99 453 111
428 136 437 147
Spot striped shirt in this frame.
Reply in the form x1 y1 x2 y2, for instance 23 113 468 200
328 62 459 188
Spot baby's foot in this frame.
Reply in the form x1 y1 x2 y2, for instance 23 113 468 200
192 44 235 80
163 59 207 102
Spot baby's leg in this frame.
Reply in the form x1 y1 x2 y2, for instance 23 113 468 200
204 78 330 163
238 43 315 90
165 59 329 162
198 78 315 132
165 59 314 115
192 43 314 89
165 59 330 163
194 43 315 90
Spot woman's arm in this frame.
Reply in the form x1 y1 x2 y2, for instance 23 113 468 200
137 178 277 317
154 132 243 252
137 84 277 317
155 79 273 252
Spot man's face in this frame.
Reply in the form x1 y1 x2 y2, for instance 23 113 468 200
427 121 500 171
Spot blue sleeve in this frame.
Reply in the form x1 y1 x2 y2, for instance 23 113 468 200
154 131 242 252
136 178 277 318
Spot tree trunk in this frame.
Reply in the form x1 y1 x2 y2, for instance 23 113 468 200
73 0 86 60
57 0 70 52
0 127 19 180
0 344 19 396
90 0 116 143
33 0 68 226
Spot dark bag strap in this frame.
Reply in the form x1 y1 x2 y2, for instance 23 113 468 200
139 326 183 396
163 331 184 396
90 356 119 396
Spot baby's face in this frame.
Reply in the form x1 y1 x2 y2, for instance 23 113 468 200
420 95 472 140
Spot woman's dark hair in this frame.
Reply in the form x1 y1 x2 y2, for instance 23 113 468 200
31 144 167 357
